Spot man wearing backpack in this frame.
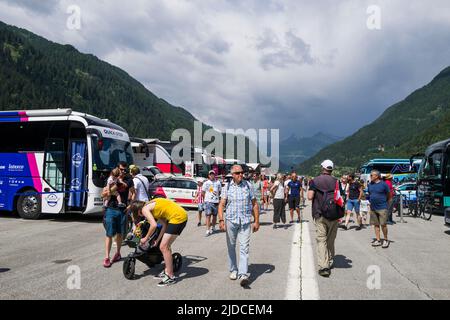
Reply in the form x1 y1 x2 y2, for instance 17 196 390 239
218 165 260 287
308 160 344 278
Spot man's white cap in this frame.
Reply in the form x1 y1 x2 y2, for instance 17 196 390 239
321 160 334 171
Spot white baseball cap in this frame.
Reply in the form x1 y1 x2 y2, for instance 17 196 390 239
321 160 334 171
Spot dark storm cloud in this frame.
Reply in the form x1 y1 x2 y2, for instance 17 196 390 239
0 0 450 141
3 0 59 14
257 30 316 69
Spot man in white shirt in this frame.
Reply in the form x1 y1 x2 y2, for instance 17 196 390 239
284 173 292 195
202 170 222 236
130 166 150 202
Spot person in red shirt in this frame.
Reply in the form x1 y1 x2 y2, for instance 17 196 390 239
261 175 269 211
384 174 395 224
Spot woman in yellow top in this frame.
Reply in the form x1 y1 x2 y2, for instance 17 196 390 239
129 198 188 286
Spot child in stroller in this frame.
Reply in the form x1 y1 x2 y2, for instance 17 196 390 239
123 220 183 280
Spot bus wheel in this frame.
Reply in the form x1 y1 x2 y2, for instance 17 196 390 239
17 192 42 220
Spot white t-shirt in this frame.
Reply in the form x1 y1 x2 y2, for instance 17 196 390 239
202 179 222 203
133 174 150 202
273 181 286 199
284 179 291 195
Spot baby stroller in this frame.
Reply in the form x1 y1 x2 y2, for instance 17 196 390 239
123 220 183 280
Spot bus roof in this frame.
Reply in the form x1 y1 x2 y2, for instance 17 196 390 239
362 159 411 165
425 138 450 156
0 108 127 132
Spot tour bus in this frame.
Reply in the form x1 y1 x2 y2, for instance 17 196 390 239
412 139 450 224
0 109 134 219
131 138 182 175
359 159 420 184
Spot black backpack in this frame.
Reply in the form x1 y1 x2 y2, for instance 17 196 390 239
315 181 345 221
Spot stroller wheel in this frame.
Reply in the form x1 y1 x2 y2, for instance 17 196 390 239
123 257 136 280
172 253 183 272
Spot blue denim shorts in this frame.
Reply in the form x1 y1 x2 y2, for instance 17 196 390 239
204 202 218 216
346 199 360 214
103 207 127 237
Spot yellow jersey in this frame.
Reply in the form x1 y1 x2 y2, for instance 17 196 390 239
149 198 188 224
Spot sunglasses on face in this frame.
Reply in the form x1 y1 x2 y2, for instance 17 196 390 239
233 171 244 175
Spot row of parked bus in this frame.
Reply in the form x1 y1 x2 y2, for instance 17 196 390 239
359 146 450 226
0 109 261 219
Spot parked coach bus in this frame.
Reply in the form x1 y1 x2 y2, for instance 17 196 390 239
131 138 182 175
0 109 134 219
412 138 450 225
359 158 420 184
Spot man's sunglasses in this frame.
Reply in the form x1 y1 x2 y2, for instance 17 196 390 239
233 171 244 175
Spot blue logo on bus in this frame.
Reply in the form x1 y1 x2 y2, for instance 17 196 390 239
72 153 84 168
46 194 58 207
71 178 81 190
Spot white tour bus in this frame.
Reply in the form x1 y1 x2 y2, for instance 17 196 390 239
0 109 134 219
131 138 183 175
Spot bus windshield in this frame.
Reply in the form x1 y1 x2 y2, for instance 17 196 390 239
91 136 134 171
419 152 443 179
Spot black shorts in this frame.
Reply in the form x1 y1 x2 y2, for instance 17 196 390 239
166 221 187 236
288 196 300 210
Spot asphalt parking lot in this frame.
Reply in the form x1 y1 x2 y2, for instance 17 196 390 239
1 204 449 300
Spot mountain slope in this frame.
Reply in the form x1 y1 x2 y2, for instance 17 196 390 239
298 66 450 175
0 21 214 140
279 132 341 170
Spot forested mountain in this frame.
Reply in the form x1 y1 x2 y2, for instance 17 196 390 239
0 20 256 159
279 132 341 170
298 66 450 175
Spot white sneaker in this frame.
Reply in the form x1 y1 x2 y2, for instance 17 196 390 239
205 230 211 237
229 271 238 280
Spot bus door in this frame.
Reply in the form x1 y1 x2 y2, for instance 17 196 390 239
41 139 65 214
67 139 88 211
443 146 450 212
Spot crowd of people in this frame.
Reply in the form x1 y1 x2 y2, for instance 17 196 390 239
99 158 396 286
195 170 309 231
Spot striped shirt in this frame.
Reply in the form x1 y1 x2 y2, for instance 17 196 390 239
197 186 204 204
221 180 255 225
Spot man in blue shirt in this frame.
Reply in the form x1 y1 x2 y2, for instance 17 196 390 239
286 173 303 223
218 165 260 287
367 170 392 248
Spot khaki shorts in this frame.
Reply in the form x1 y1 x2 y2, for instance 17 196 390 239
370 209 388 226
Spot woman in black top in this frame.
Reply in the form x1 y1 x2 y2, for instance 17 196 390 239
342 174 363 230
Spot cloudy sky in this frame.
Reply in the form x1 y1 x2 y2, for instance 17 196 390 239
1 0 450 140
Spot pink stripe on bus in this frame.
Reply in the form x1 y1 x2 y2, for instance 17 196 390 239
19 111 29 122
26 153 42 192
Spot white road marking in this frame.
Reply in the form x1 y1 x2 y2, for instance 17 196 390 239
300 220 320 300
285 222 301 300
